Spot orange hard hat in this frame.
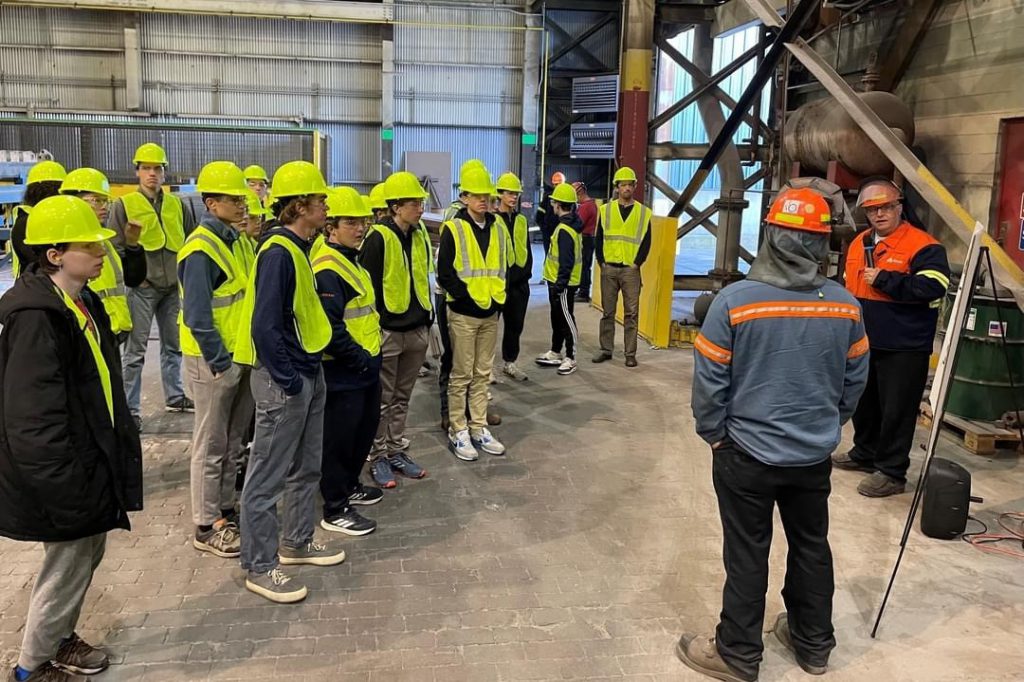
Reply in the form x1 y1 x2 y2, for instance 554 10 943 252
765 187 832 233
856 179 902 208
551 171 566 185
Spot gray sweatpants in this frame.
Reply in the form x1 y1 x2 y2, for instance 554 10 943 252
19 533 106 671
184 357 254 527
240 366 326 575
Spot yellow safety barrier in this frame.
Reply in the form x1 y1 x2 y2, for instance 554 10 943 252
591 215 675 348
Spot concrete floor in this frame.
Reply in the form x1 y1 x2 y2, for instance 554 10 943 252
1 263 1024 681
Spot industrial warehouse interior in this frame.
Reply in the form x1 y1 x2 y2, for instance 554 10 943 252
1 0 1024 681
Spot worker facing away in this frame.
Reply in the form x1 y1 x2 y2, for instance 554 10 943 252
9 159 67 279
493 172 533 382
313 187 384 537
108 142 197 428
833 177 950 497
437 164 511 462
358 171 433 487
234 160 345 604
178 161 254 561
0 195 143 682
682 186 870 682
593 166 652 368
59 167 146 339
573 181 598 303
535 182 583 376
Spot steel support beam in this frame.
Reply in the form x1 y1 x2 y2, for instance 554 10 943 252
546 19 612 72
654 38 769 138
520 12 542 216
617 0 655 201
648 142 766 162
743 0 1024 307
6 0 390 21
875 0 943 92
668 0 821 220
380 1 395 179
548 13 617 67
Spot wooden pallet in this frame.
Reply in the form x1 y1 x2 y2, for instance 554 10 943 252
937 414 1022 455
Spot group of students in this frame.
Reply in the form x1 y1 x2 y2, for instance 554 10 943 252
0 146 650 682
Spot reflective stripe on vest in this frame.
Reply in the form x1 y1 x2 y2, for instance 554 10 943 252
376 223 433 315
233 234 332 366
233 233 256 277
601 201 651 265
9 204 29 278
496 212 530 268
312 247 382 357
444 218 509 308
542 224 582 286
122 191 186 253
90 240 132 334
59 288 113 425
176 226 247 357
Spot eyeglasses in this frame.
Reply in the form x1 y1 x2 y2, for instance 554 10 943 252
864 202 900 214
216 195 247 206
81 195 110 207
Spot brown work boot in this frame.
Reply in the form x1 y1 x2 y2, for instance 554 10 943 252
831 450 874 472
675 633 756 682
857 471 906 497
771 613 828 675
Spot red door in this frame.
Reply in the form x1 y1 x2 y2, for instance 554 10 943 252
995 118 1024 270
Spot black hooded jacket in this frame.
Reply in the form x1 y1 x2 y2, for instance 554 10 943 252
0 267 143 542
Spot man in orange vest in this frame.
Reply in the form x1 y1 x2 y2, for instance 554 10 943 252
832 178 950 498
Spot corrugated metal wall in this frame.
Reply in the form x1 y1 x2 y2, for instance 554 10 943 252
392 1 525 183
0 3 529 187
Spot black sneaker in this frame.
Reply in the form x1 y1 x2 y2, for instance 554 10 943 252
54 632 110 675
8 662 75 681
348 483 384 506
132 415 143 432
320 507 377 536
165 396 195 413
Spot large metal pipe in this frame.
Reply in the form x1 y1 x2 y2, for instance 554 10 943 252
784 91 915 177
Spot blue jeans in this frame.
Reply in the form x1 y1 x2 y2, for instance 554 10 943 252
122 284 184 415
240 367 326 574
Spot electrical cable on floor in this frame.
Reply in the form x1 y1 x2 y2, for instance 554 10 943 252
961 513 1024 559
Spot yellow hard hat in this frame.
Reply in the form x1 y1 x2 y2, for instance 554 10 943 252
369 183 388 210
459 166 496 196
551 183 578 204
245 190 268 218
613 167 637 184
459 159 487 178
26 160 67 185
196 161 248 196
24 195 116 245
243 164 269 182
327 186 372 218
133 142 168 166
270 160 329 199
384 171 429 201
495 172 523 193
59 168 111 198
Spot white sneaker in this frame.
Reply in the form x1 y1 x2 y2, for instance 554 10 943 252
557 357 578 375
535 350 563 367
471 427 506 456
449 429 479 461
503 362 529 381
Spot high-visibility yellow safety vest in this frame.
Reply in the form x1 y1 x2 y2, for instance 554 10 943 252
121 190 186 253
496 212 530 269
310 233 326 261
599 201 651 265
233 233 257 277
90 240 132 334
9 204 29 278
443 218 510 308
58 287 113 425
375 222 433 315
233 234 331 366
543 223 582 286
312 245 381 357
177 226 248 358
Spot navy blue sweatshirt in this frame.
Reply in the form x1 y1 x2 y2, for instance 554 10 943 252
177 214 237 374
316 241 382 392
252 225 322 395
358 218 432 332
436 208 501 319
